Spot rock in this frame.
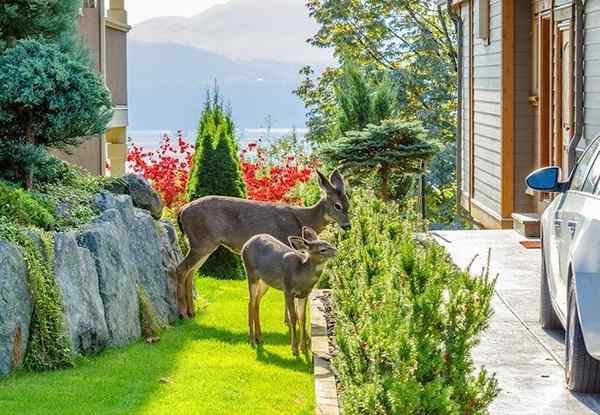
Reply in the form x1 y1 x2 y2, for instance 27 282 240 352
77 211 141 347
107 175 163 220
0 241 33 375
159 220 184 321
53 232 109 355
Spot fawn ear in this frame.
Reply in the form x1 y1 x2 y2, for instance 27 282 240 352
329 168 345 193
302 226 319 242
316 170 335 194
288 236 309 251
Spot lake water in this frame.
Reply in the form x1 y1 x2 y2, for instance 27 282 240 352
128 128 309 151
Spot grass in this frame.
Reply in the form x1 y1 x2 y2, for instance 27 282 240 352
0 278 315 415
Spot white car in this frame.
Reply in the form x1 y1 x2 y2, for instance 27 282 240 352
527 135 600 393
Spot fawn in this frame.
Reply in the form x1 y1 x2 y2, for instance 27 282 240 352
241 227 337 355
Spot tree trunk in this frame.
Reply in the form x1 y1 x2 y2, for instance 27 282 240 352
379 164 391 201
24 121 35 190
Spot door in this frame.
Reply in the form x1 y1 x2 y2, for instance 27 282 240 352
561 29 573 176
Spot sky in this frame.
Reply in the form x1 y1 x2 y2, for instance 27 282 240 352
125 0 230 25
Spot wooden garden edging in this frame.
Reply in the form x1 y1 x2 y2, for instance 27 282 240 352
310 289 340 415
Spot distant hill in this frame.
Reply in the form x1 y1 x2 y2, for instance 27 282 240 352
129 0 332 65
128 41 317 131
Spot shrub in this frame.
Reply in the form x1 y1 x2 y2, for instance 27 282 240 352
127 131 194 209
186 93 246 279
327 190 498 414
0 180 55 230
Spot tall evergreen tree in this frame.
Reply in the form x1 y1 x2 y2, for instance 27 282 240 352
0 1 112 188
187 93 246 279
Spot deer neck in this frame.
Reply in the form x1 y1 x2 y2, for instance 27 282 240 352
293 198 331 233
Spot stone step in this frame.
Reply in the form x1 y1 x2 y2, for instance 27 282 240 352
512 212 541 238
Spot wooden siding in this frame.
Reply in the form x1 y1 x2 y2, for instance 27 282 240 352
513 0 535 212
472 0 503 215
585 0 600 144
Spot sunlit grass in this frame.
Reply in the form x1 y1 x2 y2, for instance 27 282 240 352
0 278 314 415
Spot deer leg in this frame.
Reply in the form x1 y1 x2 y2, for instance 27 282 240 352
176 245 215 318
296 296 309 353
285 291 299 356
253 280 269 344
247 279 258 346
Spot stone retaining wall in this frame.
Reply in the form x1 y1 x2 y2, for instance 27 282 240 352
0 192 183 375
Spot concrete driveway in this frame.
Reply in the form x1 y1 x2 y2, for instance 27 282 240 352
432 230 600 414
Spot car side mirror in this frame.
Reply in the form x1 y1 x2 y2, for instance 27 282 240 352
526 166 566 193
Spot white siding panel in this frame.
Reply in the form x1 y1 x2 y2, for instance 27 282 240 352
585 1 600 144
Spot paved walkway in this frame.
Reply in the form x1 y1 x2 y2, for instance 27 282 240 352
432 230 600 414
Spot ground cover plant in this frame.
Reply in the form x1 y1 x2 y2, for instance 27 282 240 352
326 190 499 414
0 278 315 415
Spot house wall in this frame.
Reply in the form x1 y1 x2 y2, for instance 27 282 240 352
585 0 600 144
106 27 127 107
472 0 503 218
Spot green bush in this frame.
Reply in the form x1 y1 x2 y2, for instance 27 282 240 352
327 190 498 414
0 180 55 229
186 92 246 279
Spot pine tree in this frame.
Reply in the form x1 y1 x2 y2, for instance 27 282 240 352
320 120 437 200
0 2 112 188
186 94 246 279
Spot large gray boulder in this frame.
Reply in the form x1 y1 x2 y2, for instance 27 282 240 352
107 174 163 220
53 233 109 355
0 241 32 375
77 208 141 347
159 220 184 321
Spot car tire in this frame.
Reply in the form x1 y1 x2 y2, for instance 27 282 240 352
539 244 561 329
565 279 600 392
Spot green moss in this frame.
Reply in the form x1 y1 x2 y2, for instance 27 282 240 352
138 287 162 339
0 217 73 371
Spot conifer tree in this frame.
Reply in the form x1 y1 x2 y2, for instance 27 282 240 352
186 92 246 279
0 1 112 188
321 120 437 200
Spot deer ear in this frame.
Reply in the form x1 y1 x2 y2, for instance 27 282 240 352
329 168 345 193
288 236 309 251
302 226 319 242
316 170 335 194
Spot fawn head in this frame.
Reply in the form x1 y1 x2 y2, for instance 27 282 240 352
288 227 337 263
316 169 351 231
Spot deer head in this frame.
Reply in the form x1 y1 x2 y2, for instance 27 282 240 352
316 169 351 231
288 227 337 263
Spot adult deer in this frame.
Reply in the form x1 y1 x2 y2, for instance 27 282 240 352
175 169 350 318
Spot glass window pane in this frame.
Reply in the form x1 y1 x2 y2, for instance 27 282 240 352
583 153 600 193
571 138 600 191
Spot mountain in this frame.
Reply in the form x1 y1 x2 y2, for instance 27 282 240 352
128 41 316 132
129 0 332 65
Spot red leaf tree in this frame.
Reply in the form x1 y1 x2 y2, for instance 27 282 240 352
127 130 194 208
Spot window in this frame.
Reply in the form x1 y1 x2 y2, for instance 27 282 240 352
477 0 491 45
583 153 600 193
82 0 96 8
570 138 600 191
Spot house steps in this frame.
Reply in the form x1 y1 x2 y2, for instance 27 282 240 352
511 213 540 238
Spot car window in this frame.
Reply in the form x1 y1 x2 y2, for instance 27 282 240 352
583 153 600 193
571 138 600 191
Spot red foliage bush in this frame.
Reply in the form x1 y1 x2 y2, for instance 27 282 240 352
127 131 194 208
239 141 315 203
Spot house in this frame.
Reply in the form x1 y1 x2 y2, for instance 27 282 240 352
449 0 599 234
57 0 129 176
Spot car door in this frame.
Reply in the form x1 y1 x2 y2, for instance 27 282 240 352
553 139 600 314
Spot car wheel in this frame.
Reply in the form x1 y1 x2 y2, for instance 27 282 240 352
565 279 600 392
539 243 561 329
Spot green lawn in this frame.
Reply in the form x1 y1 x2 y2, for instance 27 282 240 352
0 278 315 415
